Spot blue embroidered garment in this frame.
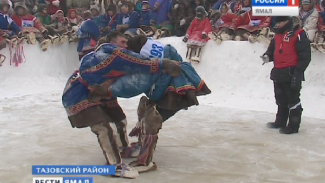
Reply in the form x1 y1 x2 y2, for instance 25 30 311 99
77 19 101 53
62 41 205 117
0 12 21 37
109 38 204 100
62 44 161 116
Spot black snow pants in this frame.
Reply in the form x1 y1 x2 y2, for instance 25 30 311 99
273 81 303 130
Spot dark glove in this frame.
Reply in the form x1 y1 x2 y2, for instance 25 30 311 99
162 59 182 77
182 36 188 43
291 69 303 90
202 34 207 39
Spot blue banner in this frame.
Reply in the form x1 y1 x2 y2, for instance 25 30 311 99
63 177 93 183
252 0 287 6
32 165 116 175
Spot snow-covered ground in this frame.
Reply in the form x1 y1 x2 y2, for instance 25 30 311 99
0 38 325 183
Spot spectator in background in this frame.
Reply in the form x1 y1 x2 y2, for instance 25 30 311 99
90 4 101 26
67 9 83 26
11 0 39 14
135 0 142 14
0 0 21 39
212 0 236 13
149 0 169 25
46 0 62 15
299 0 319 42
116 3 139 37
171 0 194 37
11 2 51 51
234 0 251 14
209 4 237 44
136 1 156 36
183 6 211 62
99 4 119 36
204 0 218 14
35 4 52 26
66 0 95 16
315 0 325 51
77 10 100 60
229 6 271 42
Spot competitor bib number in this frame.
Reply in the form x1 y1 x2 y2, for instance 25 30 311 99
149 44 164 59
140 38 165 59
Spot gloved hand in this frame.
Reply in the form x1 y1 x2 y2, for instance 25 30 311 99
161 59 182 77
260 54 270 65
202 33 207 39
182 36 188 43
180 19 186 26
291 69 303 90
32 5 38 13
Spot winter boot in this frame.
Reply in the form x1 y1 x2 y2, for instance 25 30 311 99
39 38 51 52
209 31 223 44
129 104 163 173
153 29 162 40
279 106 302 134
49 35 60 46
91 122 139 178
26 32 37 45
267 105 289 129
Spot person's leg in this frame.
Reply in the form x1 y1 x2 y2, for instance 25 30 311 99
267 82 289 128
279 83 302 134
129 102 163 173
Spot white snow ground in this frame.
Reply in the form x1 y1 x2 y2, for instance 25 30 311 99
0 38 325 183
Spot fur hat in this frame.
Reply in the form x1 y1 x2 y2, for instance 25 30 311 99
14 2 28 12
275 16 292 23
0 0 11 9
301 0 311 5
90 4 99 12
196 6 208 19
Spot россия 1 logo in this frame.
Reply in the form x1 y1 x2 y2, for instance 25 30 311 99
252 0 299 16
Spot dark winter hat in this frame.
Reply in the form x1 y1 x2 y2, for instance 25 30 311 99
275 16 292 23
106 4 117 14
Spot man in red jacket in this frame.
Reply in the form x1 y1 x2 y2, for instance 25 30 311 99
261 16 311 134
11 2 51 51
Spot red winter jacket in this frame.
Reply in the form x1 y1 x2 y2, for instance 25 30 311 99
219 13 237 29
11 14 46 32
46 0 63 15
273 29 304 69
230 10 271 32
186 17 212 37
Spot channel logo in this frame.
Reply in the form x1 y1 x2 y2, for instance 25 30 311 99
252 0 299 16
